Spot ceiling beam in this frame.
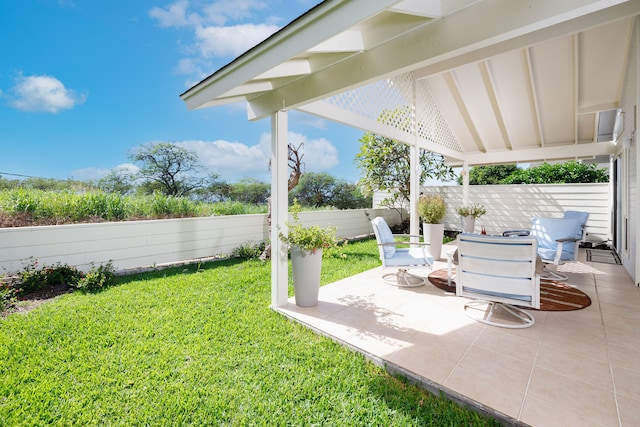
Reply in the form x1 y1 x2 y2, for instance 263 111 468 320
523 47 545 147
464 141 616 165
247 0 638 120
308 30 364 53
297 100 465 159
255 59 311 80
390 0 442 18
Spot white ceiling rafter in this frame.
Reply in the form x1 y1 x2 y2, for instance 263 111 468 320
308 30 365 53
524 47 545 148
255 59 311 80
389 0 442 18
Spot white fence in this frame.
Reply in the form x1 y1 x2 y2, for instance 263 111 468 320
0 208 399 274
375 183 611 244
1 183 611 275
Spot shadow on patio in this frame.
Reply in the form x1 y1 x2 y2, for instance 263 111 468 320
277 244 640 427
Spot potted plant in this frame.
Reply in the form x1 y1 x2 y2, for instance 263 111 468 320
279 199 337 307
418 194 446 260
457 203 487 233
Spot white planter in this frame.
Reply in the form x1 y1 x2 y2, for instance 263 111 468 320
461 215 476 233
423 223 444 261
291 246 322 307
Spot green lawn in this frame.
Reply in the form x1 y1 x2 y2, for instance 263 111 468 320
0 239 498 426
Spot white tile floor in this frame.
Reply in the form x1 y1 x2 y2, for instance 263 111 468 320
277 244 640 426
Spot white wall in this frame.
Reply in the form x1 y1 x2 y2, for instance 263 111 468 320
0 208 399 274
377 183 611 244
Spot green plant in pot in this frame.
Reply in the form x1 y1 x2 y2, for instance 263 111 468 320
457 203 486 233
279 199 337 307
418 194 446 260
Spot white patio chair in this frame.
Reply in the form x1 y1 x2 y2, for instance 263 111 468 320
456 233 540 328
529 211 588 281
371 217 434 287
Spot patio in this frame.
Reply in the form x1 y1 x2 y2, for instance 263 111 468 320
278 244 640 426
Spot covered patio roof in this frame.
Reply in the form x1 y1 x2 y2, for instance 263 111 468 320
181 0 639 166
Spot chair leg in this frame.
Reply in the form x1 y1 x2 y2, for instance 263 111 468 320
382 269 425 287
463 300 535 328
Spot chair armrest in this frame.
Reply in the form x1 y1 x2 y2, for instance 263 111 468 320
556 237 579 243
378 241 430 247
391 234 423 239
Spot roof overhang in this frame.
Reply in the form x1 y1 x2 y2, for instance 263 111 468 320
180 0 640 166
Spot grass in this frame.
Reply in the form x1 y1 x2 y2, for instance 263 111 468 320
0 239 498 426
0 189 267 226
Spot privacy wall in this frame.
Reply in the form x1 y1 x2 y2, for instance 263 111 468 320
375 183 611 245
0 208 398 274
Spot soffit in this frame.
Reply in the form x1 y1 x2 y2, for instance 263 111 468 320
180 0 640 165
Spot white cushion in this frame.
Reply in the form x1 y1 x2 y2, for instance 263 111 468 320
372 217 396 258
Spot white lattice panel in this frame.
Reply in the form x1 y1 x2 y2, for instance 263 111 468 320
322 71 462 153
416 79 463 152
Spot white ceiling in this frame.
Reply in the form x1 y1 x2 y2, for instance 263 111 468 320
181 0 640 165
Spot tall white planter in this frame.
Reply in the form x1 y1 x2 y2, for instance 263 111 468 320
291 245 322 307
461 215 476 233
423 223 444 261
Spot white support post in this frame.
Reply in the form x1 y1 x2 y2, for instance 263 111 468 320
409 139 420 241
271 111 290 307
462 160 470 207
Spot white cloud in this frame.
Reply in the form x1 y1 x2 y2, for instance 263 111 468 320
195 23 279 57
149 0 195 28
258 131 338 172
8 75 86 113
69 167 110 181
172 132 339 181
70 163 140 181
150 0 284 82
177 139 271 180
202 0 268 26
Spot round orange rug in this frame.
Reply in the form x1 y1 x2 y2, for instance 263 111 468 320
427 268 591 311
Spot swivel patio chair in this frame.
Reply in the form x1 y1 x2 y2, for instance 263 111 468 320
371 217 434 287
504 211 589 281
456 233 540 328
529 211 588 281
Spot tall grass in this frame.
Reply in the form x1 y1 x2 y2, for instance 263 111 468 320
0 189 267 225
0 240 498 426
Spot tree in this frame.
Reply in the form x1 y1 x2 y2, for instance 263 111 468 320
129 142 206 197
230 178 270 204
355 133 456 222
191 174 231 202
459 164 519 185
331 181 371 209
290 172 371 209
97 166 137 195
290 172 336 207
501 161 609 184
260 142 305 260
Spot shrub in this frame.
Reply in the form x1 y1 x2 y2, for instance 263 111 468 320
231 241 267 260
417 194 446 224
17 260 82 297
75 262 117 292
0 279 16 312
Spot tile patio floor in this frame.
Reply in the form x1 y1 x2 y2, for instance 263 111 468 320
277 243 640 426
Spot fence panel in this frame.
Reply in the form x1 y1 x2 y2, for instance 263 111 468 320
378 183 610 244
0 208 398 274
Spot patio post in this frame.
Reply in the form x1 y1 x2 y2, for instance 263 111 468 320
409 143 420 240
271 110 290 308
462 160 470 207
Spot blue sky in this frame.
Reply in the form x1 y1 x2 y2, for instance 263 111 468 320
0 0 368 184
